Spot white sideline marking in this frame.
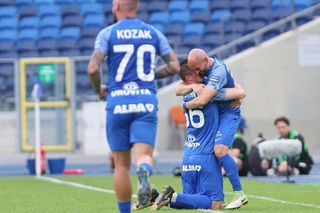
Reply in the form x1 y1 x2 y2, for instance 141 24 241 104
39 177 320 210
225 192 320 209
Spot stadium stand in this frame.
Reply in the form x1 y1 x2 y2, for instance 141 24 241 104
0 0 319 99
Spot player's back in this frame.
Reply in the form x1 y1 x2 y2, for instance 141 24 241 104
95 18 170 108
183 92 219 155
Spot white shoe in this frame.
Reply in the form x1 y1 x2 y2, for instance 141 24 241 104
224 191 248 210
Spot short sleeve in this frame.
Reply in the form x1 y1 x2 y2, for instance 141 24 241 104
206 64 227 91
154 28 173 56
212 88 226 101
94 27 112 53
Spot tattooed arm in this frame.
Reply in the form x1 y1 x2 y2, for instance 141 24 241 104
155 52 180 79
87 50 107 100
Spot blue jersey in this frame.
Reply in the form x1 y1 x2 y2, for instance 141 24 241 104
204 57 240 114
183 92 219 155
94 18 172 109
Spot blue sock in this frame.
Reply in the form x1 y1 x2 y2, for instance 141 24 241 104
138 163 153 176
218 153 242 191
174 193 212 209
118 201 131 213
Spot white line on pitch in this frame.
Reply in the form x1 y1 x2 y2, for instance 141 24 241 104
39 177 320 210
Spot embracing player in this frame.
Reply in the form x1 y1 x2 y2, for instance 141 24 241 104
176 49 248 209
87 0 180 212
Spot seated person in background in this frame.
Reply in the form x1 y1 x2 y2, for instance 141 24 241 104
229 117 249 177
261 116 314 175
248 133 268 176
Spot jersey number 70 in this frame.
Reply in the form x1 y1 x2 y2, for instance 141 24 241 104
113 44 156 82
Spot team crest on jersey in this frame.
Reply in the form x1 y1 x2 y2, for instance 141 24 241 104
113 103 155 114
182 165 202 172
185 134 200 148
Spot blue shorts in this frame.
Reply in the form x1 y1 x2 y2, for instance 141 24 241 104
106 106 157 151
181 154 224 201
215 112 241 147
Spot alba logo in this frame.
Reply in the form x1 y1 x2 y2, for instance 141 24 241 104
182 165 202 172
114 103 155 114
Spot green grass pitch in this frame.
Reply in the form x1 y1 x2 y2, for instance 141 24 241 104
0 175 319 213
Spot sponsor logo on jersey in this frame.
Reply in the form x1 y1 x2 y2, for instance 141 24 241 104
117 29 152 39
182 165 202 172
185 134 200 148
114 103 155 114
111 82 152 97
209 75 220 83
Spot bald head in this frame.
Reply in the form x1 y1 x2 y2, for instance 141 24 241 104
113 0 139 20
187 48 211 76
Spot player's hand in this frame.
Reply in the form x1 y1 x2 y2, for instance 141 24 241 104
229 98 243 109
97 84 107 100
192 84 205 96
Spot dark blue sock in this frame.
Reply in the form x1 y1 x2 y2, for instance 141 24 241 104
118 201 131 213
218 153 242 191
139 163 153 176
174 193 212 209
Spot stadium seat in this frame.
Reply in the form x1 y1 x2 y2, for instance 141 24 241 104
0 6 17 18
60 49 81 56
272 7 291 20
76 61 89 74
166 35 182 47
150 12 169 25
230 0 250 10
262 28 281 41
147 1 168 13
35 0 54 5
203 33 222 47
38 5 61 17
60 27 81 39
0 0 15 6
57 38 78 50
16 39 35 52
75 0 96 4
18 28 38 40
0 40 14 52
251 0 272 10
233 9 252 23
296 13 314 25
183 23 205 36
271 0 291 11
19 17 40 29
62 15 83 27
55 0 73 6
211 10 232 23
18 5 38 19
210 0 230 11
18 50 39 57
170 11 191 25
191 10 210 23
39 50 59 57
137 12 149 23
295 0 314 11
253 10 272 24
205 22 226 34
0 51 16 58
37 38 57 51
237 40 256 51
183 34 202 48
189 0 209 12
226 21 247 34
103 3 113 16
168 0 188 12
39 27 59 39
0 29 16 40
224 32 242 43
62 4 81 17
40 16 61 28
79 37 94 51
81 26 101 38
164 24 184 36
0 17 18 30
84 14 105 28
81 3 103 17
246 20 268 33
176 46 190 55
15 0 33 7
104 14 113 25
